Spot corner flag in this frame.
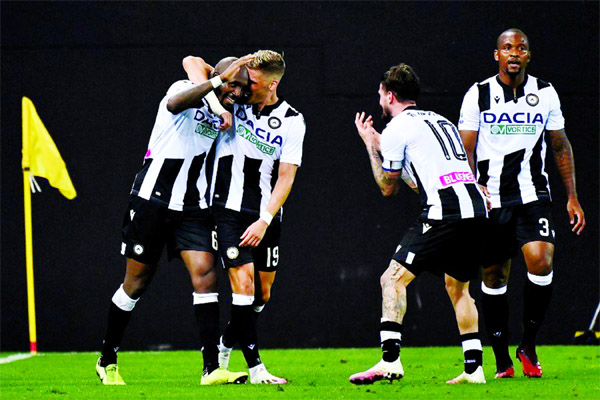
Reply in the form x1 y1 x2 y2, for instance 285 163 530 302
22 96 77 199
21 97 77 354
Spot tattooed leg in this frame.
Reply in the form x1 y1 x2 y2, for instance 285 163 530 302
380 260 415 323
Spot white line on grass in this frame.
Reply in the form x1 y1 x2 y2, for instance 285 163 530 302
0 353 35 364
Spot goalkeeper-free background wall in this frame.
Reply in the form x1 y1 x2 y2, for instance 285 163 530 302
2 1 598 351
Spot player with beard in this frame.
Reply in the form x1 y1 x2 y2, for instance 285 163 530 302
458 29 585 378
96 55 253 386
349 63 490 385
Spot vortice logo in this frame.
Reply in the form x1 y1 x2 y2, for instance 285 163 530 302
490 125 536 135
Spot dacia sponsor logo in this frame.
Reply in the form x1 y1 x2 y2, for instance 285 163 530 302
236 125 276 155
194 109 221 133
490 124 536 135
483 112 544 124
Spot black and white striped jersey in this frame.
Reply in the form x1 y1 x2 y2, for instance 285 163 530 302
210 99 305 215
130 80 220 211
381 107 487 221
458 74 565 208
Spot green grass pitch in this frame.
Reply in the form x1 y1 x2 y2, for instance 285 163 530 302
1 346 599 399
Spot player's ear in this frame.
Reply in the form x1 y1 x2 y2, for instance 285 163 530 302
388 90 395 104
269 79 279 91
493 49 499 62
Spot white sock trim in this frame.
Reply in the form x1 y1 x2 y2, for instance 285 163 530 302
219 336 232 352
380 331 402 342
481 282 507 295
192 292 218 305
232 293 254 306
112 284 138 311
253 304 265 313
528 271 553 286
462 338 482 352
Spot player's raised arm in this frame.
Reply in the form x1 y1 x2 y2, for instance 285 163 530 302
355 112 400 197
182 56 213 84
547 129 586 235
166 78 223 115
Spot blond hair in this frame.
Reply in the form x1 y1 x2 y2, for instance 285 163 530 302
248 50 285 78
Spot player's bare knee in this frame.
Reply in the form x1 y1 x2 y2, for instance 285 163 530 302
482 269 509 288
122 281 146 299
526 255 553 276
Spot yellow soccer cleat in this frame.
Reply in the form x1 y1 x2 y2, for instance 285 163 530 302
96 357 126 385
201 367 248 385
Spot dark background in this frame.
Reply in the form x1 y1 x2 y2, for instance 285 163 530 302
1 1 598 352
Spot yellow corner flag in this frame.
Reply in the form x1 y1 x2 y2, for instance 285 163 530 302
22 96 77 199
21 97 77 354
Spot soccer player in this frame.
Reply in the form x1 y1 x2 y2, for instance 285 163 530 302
96 55 254 386
183 50 305 384
458 28 586 378
349 64 489 385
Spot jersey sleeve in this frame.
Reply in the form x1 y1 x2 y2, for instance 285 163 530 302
163 80 199 118
279 114 306 166
545 85 565 131
380 122 406 172
458 83 481 131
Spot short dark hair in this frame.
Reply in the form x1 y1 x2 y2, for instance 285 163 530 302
496 28 529 49
381 64 420 101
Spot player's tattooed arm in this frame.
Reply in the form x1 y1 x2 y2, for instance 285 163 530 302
366 142 401 197
400 169 418 194
547 129 585 235
355 112 401 196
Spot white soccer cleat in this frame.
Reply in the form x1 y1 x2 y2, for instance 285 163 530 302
446 365 486 384
249 363 287 384
218 339 232 370
349 358 404 385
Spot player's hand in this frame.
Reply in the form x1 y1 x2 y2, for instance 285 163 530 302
567 196 585 235
478 184 492 211
219 111 233 130
355 112 380 148
239 219 268 248
220 54 255 83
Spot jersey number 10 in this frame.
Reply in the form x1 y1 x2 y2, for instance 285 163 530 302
424 120 467 161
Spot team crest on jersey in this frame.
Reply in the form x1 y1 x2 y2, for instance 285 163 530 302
268 117 282 129
133 244 144 255
226 247 239 260
526 94 539 107
236 107 248 121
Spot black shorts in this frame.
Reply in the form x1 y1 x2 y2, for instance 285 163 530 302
213 206 282 271
121 196 216 264
486 200 555 264
392 217 490 283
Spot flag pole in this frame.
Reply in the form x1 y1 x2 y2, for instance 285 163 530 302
22 96 38 355
23 169 37 355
